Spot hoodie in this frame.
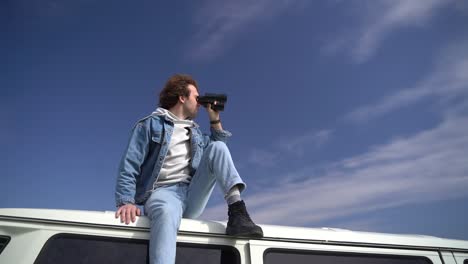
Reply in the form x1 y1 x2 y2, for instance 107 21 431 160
152 107 196 187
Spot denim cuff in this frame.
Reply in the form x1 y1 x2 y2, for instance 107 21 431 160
224 180 246 197
116 196 136 207
210 127 232 141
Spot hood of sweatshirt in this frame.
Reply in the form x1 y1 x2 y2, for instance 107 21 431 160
152 107 197 127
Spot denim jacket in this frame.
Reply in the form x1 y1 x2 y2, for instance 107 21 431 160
115 114 232 207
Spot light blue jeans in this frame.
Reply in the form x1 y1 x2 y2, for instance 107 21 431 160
144 141 245 264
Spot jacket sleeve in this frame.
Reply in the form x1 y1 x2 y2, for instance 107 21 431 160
209 127 232 143
115 122 150 207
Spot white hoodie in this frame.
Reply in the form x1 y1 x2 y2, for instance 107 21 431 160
152 108 196 187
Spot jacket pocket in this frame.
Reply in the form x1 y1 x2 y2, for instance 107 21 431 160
151 132 162 144
198 140 205 150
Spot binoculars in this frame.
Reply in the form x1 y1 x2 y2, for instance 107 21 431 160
197 93 227 111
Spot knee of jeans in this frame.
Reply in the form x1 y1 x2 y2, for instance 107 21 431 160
208 141 228 153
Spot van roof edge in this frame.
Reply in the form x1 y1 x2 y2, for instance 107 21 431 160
1 208 468 251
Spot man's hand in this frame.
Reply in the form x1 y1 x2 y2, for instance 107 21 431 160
115 204 141 225
206 103 223 130
206 102 220 121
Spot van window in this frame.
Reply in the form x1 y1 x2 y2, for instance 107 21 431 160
34 234 239 264
264 249 432 264
464 260 467 264
0 236 10 255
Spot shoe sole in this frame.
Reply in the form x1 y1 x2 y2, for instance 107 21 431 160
226 227 264 238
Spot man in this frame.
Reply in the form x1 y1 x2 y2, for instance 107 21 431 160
115 74 263 264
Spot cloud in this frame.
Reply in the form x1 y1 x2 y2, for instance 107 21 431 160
201 114 468 226
245 129 332 168
278 129 332 154
247 148 279 168
201 41 468 226
330 217 386 232
187 0 307 61
322 0 455 63
346 40 468 123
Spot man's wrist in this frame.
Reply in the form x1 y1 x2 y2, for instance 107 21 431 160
210 119 221 124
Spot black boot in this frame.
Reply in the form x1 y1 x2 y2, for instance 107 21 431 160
226 200 263 237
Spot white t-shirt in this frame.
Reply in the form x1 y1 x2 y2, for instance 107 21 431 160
152 108 195 187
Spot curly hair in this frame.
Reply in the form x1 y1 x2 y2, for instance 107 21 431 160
159 74 199 109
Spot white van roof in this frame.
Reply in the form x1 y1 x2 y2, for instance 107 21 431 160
1 208 467 251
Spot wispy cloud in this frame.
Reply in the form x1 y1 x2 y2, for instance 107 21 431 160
247 148 279 168
330 217 386 232
201 41 468 227
245 129 332 168
278 129 332 155
188 0 307 61
346 40 468 123
201 114 468 226
323 0 455 63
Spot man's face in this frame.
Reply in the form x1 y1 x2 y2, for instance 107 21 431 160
182 84 200 119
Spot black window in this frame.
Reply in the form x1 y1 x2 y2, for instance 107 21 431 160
264 249 432 264
34 233 239 264
463 259 467 264
0 236 11 255
175 243 239 264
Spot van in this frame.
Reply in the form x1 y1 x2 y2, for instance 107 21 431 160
1 208 467 264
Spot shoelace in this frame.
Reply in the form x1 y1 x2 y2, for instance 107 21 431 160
229 206 253 222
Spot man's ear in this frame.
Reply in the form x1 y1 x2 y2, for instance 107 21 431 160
179 95 186 104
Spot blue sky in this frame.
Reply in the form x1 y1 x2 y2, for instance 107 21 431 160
2 1 468 240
